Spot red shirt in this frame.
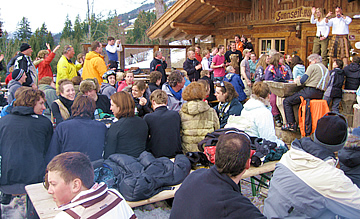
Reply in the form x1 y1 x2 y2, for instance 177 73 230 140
195 52 202 63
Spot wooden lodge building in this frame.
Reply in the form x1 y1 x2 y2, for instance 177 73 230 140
147 0 360 65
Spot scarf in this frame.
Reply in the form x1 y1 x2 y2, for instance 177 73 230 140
168 84 182 100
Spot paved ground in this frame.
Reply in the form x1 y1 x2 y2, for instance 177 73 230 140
0 177 266 219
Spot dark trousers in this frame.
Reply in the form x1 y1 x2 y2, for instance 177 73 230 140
283 87 324 124
324 96 341 113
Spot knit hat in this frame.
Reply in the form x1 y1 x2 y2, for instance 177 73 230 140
313 113 348 153
12 69 25 81
19 43 31 52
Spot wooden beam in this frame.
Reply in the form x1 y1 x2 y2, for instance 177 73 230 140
201 0 251 9
214 6 250 13
170 22 215 31
182 29 215 36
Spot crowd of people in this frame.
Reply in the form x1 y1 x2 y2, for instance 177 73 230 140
0 5 360 218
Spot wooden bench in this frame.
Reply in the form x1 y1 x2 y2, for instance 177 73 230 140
25 161 278 218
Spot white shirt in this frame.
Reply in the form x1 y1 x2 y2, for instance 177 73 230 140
328 16 352 35
310 15 330 38
201 57 210 70
105 42 123 53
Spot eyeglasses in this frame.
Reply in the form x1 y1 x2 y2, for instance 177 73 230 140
225 129 251 142
215 81 226 93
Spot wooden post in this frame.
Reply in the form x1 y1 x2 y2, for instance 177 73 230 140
192 37 195 47
120 45 125 70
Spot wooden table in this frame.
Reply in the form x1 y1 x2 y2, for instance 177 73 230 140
25 161 278 219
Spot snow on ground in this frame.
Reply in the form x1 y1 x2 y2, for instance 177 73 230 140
125 40 191 69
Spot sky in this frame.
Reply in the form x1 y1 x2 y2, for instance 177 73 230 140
0 0 154 34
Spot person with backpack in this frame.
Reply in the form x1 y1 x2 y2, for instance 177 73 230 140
282 54 330 132
323 59 345 113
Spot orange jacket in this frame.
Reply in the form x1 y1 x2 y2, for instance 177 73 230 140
82 51 107 84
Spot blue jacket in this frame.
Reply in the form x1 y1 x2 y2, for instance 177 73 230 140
46 116 107 163
224 73 247 102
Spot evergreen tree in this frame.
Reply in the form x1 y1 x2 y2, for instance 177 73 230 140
126 10 158 44
61 15 74 40
15 17 32 41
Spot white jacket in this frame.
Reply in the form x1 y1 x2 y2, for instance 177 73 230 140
55 182 135 219
225 95 285 146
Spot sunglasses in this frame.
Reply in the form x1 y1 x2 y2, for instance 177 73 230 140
225 129 251 142
215 81 226 93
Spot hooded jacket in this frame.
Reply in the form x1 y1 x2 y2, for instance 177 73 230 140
82 51 108 84
0 106 53 193
7 79 21 104
100 82 116 99
162 82 185 112
38 84 58 119
225 95 285 146
344 62 360 90
224 73 247 102
264 138 360 218
180 100 220 152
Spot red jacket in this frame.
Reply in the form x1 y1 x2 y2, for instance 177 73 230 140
36 49 55 80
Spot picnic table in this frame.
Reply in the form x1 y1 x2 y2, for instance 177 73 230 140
25 161 278 219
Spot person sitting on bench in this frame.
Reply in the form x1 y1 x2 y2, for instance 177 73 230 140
264 112 360 218
170 131 265 218
282 54 330 132
46 152 136 219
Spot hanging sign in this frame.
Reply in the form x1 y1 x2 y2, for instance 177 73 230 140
275 6 312 23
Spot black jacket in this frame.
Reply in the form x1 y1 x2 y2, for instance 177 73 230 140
170 165 265 219
133 95 153 117
329 68 345 98
148 82 161 93
150 58 167 85
13 52 34 86
343 63 360 90
0 106 53 193
200 75 216 101
100 151 191 201
144 106 182 158
104 116 148 159
51 95 73 125
96 94 112 114
183 58 201 81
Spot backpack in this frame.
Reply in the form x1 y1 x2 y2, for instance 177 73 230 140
298 96 329 137
197 128 256 164
198 128 288 166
